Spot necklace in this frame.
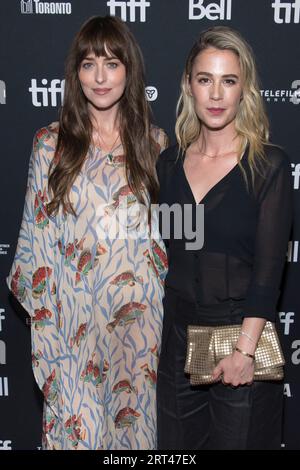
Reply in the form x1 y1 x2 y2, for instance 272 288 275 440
94 126 121 159
197 140 237 159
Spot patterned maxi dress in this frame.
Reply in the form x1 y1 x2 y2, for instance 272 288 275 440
7 122 168 450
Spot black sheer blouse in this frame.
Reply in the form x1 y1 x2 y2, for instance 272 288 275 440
157 144 293 322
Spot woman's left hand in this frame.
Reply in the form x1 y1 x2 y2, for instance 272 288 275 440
211 350 255 387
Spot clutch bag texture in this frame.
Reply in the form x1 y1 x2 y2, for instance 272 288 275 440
184 321 285 385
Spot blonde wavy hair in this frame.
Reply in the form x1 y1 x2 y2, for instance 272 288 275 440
176 26 270 183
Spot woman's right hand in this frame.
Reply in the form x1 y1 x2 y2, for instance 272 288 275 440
211 350 255 387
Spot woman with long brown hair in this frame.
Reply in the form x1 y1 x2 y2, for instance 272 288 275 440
7 16 168 450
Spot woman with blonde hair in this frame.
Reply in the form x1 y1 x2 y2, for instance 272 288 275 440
7 15 168 450
157 26 292 449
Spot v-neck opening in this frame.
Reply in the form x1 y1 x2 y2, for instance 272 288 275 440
181 149 246 205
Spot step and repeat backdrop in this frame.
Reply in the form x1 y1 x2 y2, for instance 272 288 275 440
0 0 299 450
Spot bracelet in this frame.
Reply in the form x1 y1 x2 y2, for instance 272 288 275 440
240 330 255 343
234 347 255 360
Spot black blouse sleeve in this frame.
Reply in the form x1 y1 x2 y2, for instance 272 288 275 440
243 148 293 321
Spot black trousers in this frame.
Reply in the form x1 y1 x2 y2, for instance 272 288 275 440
157 290 284 450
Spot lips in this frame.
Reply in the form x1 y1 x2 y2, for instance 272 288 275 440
207 108 225 116
93 88 111 95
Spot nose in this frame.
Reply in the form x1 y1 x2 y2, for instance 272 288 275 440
210 81 223 101
95 64 106 84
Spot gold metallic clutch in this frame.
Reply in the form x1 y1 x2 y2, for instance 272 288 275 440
184 321 285 385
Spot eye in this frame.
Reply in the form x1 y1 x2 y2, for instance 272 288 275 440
81 62 93 70
223 79 237 85
106 61 119 69
197 77 211 85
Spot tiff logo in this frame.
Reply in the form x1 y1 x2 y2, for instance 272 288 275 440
0 80 6 104
20 0 72 14
279 312 295 335
0 378 8 397
287 241 299 262
29 79 65 107
0 341 6 366
291 340 300 365
107 0 150 22
0 440 12 450
272 0 300 23
189 0 232 20
291 163 300 189
0 308 5 332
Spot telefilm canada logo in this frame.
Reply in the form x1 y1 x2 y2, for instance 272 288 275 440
107 0 150 22
260 80 300 104
189 0 232 20
0 80 6 105
0 244 10 255
20 0 72 15
272 0 300 23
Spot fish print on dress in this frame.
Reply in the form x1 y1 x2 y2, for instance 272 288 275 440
112 380 137 395
32 306 52 331
34 189 49 230
80 356 109 387
114 407 140 429
6 122 168 450
32 267 52 299
11 266 27 303
106 302 147 333
109 270 143 287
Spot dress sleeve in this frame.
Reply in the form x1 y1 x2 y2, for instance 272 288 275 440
243 152 293 321
151 126 169 154
7 125 62 410
6 125 58 318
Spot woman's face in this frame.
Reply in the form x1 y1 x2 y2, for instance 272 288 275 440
188 47 243 132
78 52 126 112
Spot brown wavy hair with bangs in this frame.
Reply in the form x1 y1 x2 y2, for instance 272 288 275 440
47 15 159 216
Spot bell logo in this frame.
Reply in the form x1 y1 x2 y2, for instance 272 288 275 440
189 0 232 20
0 80 6 104
29 79 65 107
272 0 300 23
145 86 158 102
107 0 150 22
